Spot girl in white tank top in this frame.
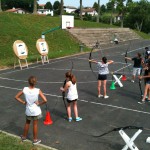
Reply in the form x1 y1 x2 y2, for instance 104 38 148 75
60 72 82 122
15 76 47 144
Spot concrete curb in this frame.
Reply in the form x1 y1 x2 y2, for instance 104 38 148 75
0 130 58 150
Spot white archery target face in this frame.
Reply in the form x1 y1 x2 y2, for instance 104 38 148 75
16 43 27 56
39 42 48 54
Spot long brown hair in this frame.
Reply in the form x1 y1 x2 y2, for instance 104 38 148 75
65 72 76 84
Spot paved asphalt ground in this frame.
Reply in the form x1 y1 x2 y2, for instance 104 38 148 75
1 39 150 150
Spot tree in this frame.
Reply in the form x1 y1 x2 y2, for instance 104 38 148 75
125 0 150 33
79 0 83 20
116 0 126 28
1 0 34 12
108 0 116 25
53 1 60 15
45 1 53 10
33 0 37 14
60 0 64 16
97 0 100 23
93 2 98 12
0 0 2 12
101 5 106 13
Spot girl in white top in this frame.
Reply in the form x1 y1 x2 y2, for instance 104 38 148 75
15 76 47 144
60 72 82 122
89 57 114 98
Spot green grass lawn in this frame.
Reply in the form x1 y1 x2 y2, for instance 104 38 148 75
0 131 54 150
0 12 118 68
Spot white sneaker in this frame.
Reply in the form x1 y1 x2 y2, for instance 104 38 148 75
98 94 103 98
104 95 109 99
131 80 134 83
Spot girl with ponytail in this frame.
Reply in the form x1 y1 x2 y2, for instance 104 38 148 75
60 72 82 122
89 56 114 99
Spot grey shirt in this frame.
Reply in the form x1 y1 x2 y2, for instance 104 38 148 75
97 62 109 75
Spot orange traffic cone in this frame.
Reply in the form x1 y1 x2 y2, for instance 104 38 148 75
122 75 127 81
44 111 53 125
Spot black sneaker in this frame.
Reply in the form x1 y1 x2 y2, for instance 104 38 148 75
33 139 41 145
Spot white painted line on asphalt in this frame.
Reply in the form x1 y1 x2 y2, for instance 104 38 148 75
0 59 65 76
121 45 150 55
1 84 150 115
114 64 132 73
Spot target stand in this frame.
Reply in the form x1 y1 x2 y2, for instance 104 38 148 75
119 129 142 150
111 72 123 87
36 38 49 65
13 40 28 70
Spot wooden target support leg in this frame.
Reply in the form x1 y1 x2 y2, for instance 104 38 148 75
41 55 49 65
14 58 28 70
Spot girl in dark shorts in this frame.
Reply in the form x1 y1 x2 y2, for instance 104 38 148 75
89 57 114 99
60 72 82 122
15 76 47 144
139 62 150 104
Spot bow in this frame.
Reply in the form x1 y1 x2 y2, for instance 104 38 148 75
139 65 143 98
89 41 101 79
125 41 132 73
62 61 74 116
93 126 143 138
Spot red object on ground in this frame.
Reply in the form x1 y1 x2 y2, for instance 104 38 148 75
122 75 127 81
44 111 53 125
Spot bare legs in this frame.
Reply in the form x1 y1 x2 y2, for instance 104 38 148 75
22 119 39 141
142 84 150 101
23 119 30 138
33 120 38 141
67 101 79 118
98 80 107 96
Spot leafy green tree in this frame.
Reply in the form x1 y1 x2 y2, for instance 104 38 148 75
1 0 34 12
125 0 150 33
101 5 106 13
93 2 98 12
108 0 116 25
53 1 60 15
116 0 126 27
45 1 53 10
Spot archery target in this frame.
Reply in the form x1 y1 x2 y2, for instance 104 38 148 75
13 40 28 59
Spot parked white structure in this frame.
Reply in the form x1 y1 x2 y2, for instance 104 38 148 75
37 9 53 16
64 6 77 14
82 8 98 16
6 7 26 14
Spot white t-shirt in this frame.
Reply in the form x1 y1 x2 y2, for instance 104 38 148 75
66 81 78 101
23 87 41 116
97 62 109 75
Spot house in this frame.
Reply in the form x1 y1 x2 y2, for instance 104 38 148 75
37 9 53 16
82 8 98 16
64 6 77 14
39 4 45 9
114 13 123 23
6 7 26 14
